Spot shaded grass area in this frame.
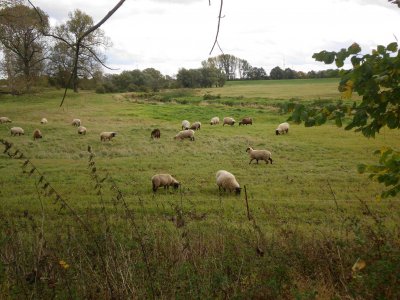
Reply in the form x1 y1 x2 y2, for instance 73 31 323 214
0 82 399 298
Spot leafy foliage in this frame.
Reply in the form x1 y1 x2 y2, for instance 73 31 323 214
284 42 400 198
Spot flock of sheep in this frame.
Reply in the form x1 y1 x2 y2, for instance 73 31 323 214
151 117 289 195
0 115 290 195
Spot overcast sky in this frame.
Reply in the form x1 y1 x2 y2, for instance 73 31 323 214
31 0 400 76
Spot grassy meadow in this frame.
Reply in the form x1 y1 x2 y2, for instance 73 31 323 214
0 79 399 299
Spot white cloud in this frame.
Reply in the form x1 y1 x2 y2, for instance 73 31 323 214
31 0 400 75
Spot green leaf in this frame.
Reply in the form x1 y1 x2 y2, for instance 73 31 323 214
387 42 398 52
348 43 361 54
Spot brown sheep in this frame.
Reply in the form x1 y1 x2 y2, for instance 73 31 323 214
190 121 201 130
151 128 161 139
33 129 42 140
239 117 253 126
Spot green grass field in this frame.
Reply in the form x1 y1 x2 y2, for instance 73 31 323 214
1 79 399 299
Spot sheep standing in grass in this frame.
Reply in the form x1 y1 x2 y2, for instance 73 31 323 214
151 174 180 192
33 129 42 140
216 170 241 195
0 117 12 124
174 129 195 141
151 128 161 139
239 117 253 126
190 121 201 130
100 131 117 141
40 118 48 124
181 120 190 130
72 119 81 127
276 122 290 135
246 147 273 164
210 117 220 125
223 117 236 126
78 126 87 135
10 127 24 136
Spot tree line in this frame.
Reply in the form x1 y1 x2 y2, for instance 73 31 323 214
0 2 340 95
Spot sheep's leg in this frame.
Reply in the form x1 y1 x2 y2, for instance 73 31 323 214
256 159 259 164
249 158 254 164
269 158 273 164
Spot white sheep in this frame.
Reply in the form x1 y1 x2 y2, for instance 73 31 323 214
151 174 180 192
181 120 190 130
174 129 195 141
223 117 236 126
246 147 273 164
276 122 290 135
216 170 241 195
40 118 48 124
0 117 12 124
72 119 81 127
33 129 42 140
190 121 201 130
10 127 24 136
100 131 117 141
78 126 87 135
210 117 220 125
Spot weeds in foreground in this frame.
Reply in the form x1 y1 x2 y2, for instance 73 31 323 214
0 139 399 299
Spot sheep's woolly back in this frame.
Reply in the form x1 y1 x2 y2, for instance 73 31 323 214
174 129 195 140
223 117 235 126
181 120 190 130
151 174 180 191
276 122 289 134
78 126 87 134
10 127 24 135
246 147 271 159
33 129 42 140
216 170 240 193
40 118 48 124
0 117 12 123
72 119 81 126
210 117 220 125
100 131 117 141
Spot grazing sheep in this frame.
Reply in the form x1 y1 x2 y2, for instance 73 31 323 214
190 121 201 131
151 174 180 192
223 117 236 126
210 116 220 125
10 127 24 136
239 117 253 126
174 129 195 141
276 122 290 135
72 119 81 127
246 147 273 164
100 131 117 141
181 120 190 130
151 128 161 139
33 129 42 140
40 118 48 124
78 126 87 135
216 170 241 195
0 117 12 124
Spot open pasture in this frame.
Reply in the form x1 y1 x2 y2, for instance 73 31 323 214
1 80 399 298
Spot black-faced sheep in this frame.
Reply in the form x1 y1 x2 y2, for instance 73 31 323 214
210 117 220 125
216 170 241 195
181 120 190 130
190 121 201 130
239 117 253 126
276 122 290 135
174 129 195 141
100 131 117 141
10 127 24 136
33 129 42 140
40 118 48 124
151 128 161 139
78 126 87 135
0 117 12 124
246 147 273 164
151 174 180 192
72 119 81 127
223 117 235 126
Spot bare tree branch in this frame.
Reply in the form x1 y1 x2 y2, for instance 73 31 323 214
209 0 224 55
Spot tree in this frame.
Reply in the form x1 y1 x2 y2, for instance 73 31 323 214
269 66 284 80
0 4 49 93
246 67 267 80
284 41 400 198
49 9 111 92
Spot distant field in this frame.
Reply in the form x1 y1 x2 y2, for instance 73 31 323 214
0 80 399 298
199 78 343 99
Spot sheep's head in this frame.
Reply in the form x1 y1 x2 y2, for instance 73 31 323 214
111 132 117 137
173 182 180 189
235 187 241 195
246 147 252 152
275 129 280 135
